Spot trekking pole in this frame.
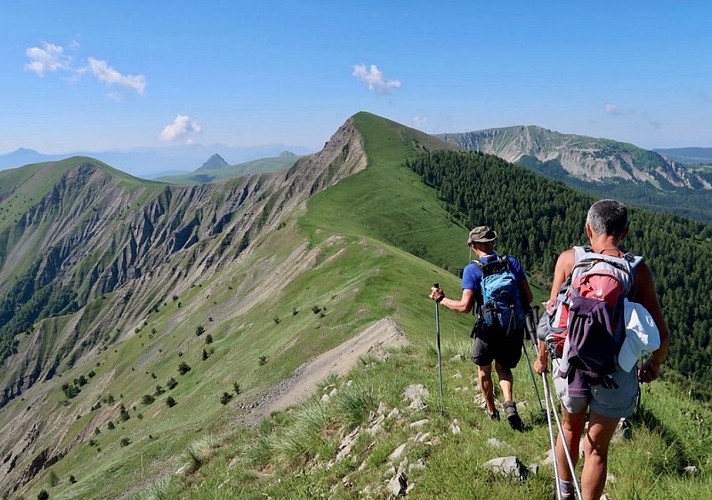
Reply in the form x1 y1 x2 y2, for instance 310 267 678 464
542 370 562 500
526 306 541 351
434 283 445 416
545 372 582 500
521 337 544 412
522 306 544 411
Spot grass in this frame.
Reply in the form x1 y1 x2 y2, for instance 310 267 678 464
6 113 711 499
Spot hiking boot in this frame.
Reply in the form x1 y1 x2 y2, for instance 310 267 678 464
503 401 524 432
553 480 575 499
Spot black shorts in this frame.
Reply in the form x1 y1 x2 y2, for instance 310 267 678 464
471 321 524 368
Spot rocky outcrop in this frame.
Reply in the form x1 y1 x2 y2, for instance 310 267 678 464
440 126 712 190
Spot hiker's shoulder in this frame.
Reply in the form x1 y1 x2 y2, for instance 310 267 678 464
557 248 576 263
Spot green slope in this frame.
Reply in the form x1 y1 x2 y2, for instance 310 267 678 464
10 114 707 499
301 112 473 275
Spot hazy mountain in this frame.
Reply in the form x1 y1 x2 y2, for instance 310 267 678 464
155 152 306 185
0 143 315 179
197 153 230 171
654 146 712 165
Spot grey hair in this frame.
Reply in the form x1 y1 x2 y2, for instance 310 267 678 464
586 199 629 237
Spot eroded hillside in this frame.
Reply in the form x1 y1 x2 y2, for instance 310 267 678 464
0 116 372 494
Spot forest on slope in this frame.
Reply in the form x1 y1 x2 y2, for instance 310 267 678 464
407 150 712 400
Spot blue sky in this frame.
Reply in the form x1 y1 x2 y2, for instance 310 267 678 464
2 0 711 155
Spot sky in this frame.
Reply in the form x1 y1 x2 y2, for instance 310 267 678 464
1 0 711 156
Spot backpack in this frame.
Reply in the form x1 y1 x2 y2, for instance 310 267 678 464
545 246 642 385
476 255 525 333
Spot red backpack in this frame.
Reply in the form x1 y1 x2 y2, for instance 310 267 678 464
544 246 641 364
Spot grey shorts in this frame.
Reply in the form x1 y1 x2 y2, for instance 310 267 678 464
553 363 639 419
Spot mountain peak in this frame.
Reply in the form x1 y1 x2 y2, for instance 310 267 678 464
197 153 229 171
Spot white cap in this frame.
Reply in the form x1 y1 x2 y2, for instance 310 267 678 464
618 299 661 372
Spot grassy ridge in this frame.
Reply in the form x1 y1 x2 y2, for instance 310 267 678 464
12 114 710 498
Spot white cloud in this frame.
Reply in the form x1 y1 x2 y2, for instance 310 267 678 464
605 103 634 116
352 64 402 94
84 57 146 95
160 115 202 142
24 42 71 76
24 41 146 96
412 115 427 128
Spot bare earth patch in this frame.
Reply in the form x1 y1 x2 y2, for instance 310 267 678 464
236 318 409 427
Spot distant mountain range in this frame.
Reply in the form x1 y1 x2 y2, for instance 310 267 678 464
654 147 712 165
0 144 315 179
439 126 712 222
155 151 305 185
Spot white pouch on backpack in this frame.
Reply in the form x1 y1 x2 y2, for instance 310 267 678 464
618 298 661 372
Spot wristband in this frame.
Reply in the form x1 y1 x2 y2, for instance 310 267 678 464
436 295 445 304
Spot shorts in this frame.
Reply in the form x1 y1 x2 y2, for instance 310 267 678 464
553 364 639 419
471 322 524 368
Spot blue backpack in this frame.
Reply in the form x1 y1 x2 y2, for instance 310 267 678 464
476 256 525 333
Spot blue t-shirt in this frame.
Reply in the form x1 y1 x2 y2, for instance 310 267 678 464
462 253 527 305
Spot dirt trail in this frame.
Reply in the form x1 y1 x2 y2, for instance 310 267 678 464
236 318 409 426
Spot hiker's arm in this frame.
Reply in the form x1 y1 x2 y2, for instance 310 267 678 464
631 263 669 383
535 250 573 374
429 287 475 314
534 340 548 374
549 249 574 304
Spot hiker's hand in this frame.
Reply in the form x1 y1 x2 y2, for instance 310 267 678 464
534 357 548 374
429 287 444 302
638 357 661 383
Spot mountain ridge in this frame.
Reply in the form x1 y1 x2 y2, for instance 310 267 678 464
439 125 712 190
1 112 710 498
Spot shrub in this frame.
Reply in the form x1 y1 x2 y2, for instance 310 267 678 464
118 405 130 422
258 355 267 366
220 392 233 405
37 490 49 500
205 334 213 344
69 474 76 483
178 362 191 375
167 377 178 390
273 316 280 324
311 305 321 314
334 383 378 429
107 421 115 430
233 382 241 395
195 325 205 336
62 383 80 399
166 396 177 407
48 470 59 487
120 437 130 447
180 437 217 474
141 394 155 405
154 385 165 396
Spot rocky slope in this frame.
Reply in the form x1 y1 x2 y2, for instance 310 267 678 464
439 125 712 190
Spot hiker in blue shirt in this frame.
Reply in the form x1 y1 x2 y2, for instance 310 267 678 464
430 226 533 431
534 199 670 500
